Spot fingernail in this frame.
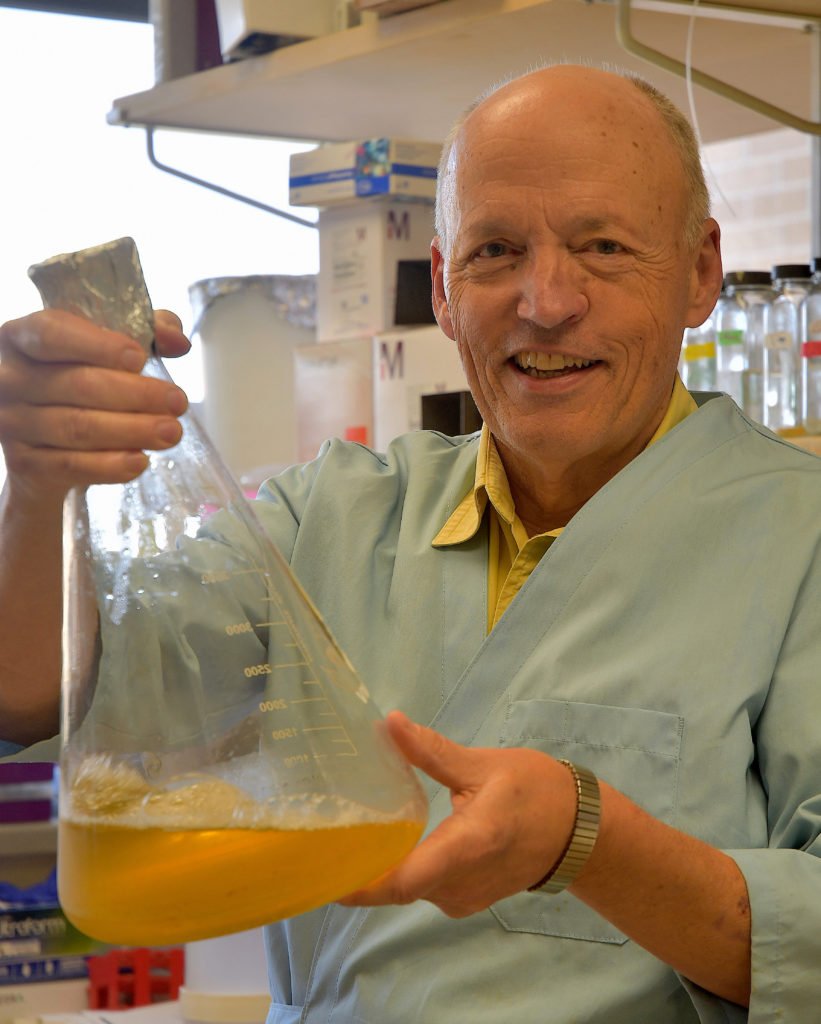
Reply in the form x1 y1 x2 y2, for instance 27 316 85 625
157 419 181 445
166 386 188 415
124 452 148 474
121 348 145 372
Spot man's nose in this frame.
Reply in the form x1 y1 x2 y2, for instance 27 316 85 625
516 252 589 329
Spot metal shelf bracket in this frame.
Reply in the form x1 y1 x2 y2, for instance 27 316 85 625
615 0 821 136
145 127 319 229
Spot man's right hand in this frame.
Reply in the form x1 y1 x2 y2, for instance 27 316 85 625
0 308 191 504
0 307 191 748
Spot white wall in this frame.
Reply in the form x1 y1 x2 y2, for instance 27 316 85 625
704 128 814 274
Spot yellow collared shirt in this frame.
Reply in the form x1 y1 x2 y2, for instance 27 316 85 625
432 375 697 632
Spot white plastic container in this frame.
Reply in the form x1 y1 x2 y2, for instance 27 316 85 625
189 275 316 487
179 990 271 1024
180 928 270 1024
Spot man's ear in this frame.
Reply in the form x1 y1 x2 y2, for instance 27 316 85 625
685 219 724 328
431 238 456 340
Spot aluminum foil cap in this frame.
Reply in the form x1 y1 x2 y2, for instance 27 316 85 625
188 274 317 336
28 236 155 353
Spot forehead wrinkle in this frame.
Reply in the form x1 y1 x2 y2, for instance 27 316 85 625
456 197 636 244
457 143 653 205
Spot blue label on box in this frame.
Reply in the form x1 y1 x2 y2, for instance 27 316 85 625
390 163 437 179
291 163 436 192
289 167 355 188
354 164 437 196
0 955 89 985
356 176 390 196
0 904 108 984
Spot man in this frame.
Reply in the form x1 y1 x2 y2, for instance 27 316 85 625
1 64 820 1022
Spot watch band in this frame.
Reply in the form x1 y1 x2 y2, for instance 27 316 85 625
527 759 601 894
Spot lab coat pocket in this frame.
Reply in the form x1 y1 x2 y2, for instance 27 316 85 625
489 698 684 943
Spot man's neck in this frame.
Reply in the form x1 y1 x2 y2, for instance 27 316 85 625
497 437 649 537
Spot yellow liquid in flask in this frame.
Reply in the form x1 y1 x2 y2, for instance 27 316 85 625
58 759 425 945
59 815 424 946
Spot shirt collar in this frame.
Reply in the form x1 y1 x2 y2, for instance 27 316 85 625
432 374 696 548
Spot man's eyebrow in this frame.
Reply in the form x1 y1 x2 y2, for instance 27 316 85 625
456 217 511 241
567 216 617 234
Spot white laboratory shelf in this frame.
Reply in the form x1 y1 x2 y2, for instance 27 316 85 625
108 0 818 146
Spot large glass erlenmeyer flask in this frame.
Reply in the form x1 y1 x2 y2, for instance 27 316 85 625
29 239 427 946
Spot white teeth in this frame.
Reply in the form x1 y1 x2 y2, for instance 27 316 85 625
514 352 594 372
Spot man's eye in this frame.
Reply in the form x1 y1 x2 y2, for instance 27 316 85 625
590 239 624 255
474 242 516 259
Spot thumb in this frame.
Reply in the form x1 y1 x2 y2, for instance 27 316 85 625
385 711 477 791
154 310 192 358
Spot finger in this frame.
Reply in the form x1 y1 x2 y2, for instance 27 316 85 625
339 832 448 906
340 814 478 910
0 362 188 417
0 310 147 371
155 309 183 333
154 310 191 358
0 404 183 453
385 712 480 791
3 440 149 491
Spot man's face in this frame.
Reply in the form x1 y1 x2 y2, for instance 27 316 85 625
433 70 720 492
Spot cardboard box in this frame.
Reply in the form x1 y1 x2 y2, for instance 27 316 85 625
371 326 470 450
215 0 337 59
0 903 108 986
0 977 87 1019
289 139 440 207
294 338 374 462
316 199 436 341
0 822 57 890
0 900 112 1019
294 325 470 460
419 390 482 437
0 763 56 826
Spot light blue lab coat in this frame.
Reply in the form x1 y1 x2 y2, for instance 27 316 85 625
5 394 821 1021
248 395 821 1024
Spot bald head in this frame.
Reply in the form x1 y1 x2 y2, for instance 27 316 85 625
435 65 710 258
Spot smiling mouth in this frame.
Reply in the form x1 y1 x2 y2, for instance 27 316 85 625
513 351 601 379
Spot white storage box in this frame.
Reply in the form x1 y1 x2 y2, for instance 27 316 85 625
215 0 336 59
316 199 435 341
289 139 440 207
294 325 469 460
294 337 374 462
371 325 470 450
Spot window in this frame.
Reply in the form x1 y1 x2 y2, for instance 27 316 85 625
0 7 318 483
